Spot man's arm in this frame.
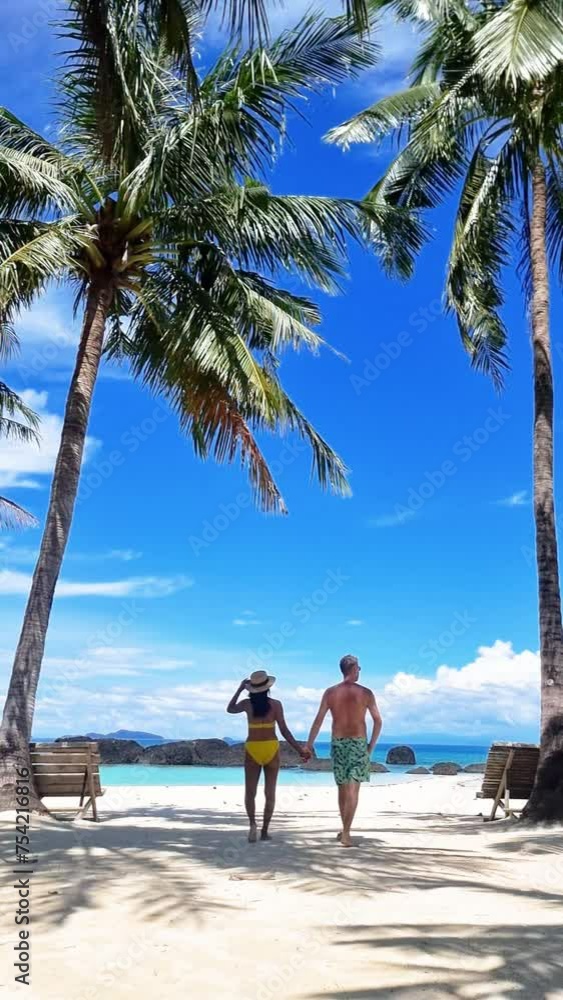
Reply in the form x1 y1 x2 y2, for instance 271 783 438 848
226 680 250 714
304 690 330 757
367 691 382 754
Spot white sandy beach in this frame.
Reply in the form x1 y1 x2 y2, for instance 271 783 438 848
2 775 563 999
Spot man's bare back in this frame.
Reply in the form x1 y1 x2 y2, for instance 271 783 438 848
326 682 373 739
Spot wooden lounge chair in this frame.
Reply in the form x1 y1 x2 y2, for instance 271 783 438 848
477 741 539 821
30 741 104 821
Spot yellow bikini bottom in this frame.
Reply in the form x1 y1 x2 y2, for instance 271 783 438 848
245 739 280 766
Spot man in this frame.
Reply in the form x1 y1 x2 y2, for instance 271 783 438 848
304 654 382 847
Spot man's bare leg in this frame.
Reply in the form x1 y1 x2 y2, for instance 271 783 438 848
341 782 360 847
261 754 280 840
244 755 261 842
336 784 348 839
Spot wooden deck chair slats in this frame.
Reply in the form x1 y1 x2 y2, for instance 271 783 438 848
478 741 539 820
30 741 104 821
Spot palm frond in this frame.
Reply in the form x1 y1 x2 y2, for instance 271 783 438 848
0 109 78 217
474 0 563 85
258 370 351 497
194 10 378 175
326 83 441 148
545 158 563 284
142 0 201 90
446 139 517 388
0 218 92 308
361 195 428 277
0 496 38 531
203 0 372 42
0 381 40 442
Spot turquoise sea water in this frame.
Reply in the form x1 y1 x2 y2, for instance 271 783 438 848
99 743 489 787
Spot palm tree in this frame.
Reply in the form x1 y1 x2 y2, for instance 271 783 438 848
0 2 421 807
327 0 563 821
0 378 39 529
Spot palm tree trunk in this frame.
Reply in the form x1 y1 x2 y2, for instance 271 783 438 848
522 160 563 823
0 278 113 810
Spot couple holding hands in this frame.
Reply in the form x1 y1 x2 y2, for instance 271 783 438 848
226 654 382 847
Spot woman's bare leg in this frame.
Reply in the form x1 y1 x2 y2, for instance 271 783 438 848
261 753 280 840
244 754 262 842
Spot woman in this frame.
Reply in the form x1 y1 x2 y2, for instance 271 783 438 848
227 670 307 842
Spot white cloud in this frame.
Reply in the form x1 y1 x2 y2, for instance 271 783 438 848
371 509 416 528
381 641 540 737
496 490 530 508
9 294 131 383
0 390 100 490
0 543 143 566
0 570 192 599
106 549 142 562
29 677 326 738
45 646 195 679
233 610 262 626
346 619 364 626
20 637 540 742
15 300 79 348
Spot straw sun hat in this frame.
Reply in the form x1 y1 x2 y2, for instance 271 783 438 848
246 670 276 693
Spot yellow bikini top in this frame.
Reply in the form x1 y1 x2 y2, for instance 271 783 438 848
248 721 275 729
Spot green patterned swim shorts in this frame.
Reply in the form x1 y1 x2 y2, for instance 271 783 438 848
331 737 371 785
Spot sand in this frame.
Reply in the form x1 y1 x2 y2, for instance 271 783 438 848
1 775 563 999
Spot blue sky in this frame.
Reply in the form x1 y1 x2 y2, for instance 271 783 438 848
0 1 557 743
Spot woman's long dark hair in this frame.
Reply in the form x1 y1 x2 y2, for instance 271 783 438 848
249 691 271 718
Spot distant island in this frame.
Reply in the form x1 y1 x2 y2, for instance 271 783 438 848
84 729 166 741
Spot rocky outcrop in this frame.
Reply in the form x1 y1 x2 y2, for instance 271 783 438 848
56 736 143 763
371 762 389 773
56 736 315 768
142 741 198 765
386 745 416 765
192 739 244 765
407 766 431 774
463 763 486 773
278 741 308 767
302 758 333 771
431 762 462 775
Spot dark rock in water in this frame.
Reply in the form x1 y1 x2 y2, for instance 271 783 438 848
302 757 333 771
98 739 144 764
432 761 462 775
371 762 389 773
143 741 198 765
55 735 314 768
55 736 143 763
386 745 416 765
93 739 144 764
407 766 431 775
192 739 244 765
463 762 486 773
279 741 311 767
